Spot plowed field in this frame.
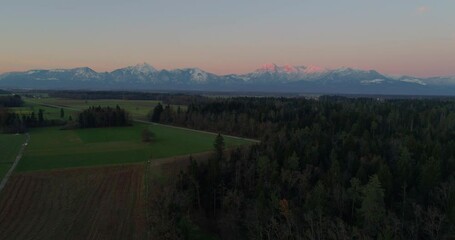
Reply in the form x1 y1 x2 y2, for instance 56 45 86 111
0 164 146 240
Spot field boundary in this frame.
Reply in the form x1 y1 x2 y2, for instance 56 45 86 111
135 120 260 143
0 133 29 193
34 102 260 143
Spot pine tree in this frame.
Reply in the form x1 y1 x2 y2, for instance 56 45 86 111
360 175 385 234
151 103 163 122
213 133 225 162
38 109 44 124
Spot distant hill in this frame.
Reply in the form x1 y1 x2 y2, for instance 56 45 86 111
1 63 454 95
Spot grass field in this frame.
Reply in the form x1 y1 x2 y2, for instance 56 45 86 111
0 165 11 182
0 134 26 180
16 123 252 172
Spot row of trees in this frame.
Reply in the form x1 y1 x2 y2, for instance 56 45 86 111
0 107 65 133
150 96 455 239
77 106 131 128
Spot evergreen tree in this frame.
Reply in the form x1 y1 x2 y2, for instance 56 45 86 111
38 109 44 124
348 177 362 220
151 103 164 122
360 175 385 234
214 133 225 162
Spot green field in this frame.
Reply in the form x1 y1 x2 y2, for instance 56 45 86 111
0 165 10 181
0 134 26 179
11 96 254 172
17 123 252 172
25 97 183 120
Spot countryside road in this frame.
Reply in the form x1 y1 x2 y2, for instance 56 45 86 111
37 102 260 143
0 133 30 193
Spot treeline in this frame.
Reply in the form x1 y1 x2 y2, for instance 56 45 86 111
0 95 23 107
78 106 131 128
0 108 65 133
153 96 455 239
0 95 65 133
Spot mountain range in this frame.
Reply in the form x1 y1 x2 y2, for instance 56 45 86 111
1 63 454 95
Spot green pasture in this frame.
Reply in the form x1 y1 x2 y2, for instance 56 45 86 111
16 123 252 172
0 164 10 180
0 134 26 179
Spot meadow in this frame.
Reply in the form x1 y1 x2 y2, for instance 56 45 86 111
16 122 251 172
6 96 253 172
0 134 26 180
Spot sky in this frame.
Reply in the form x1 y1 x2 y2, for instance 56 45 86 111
1 0 454 77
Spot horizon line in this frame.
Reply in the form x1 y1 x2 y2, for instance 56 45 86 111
1 63 453 79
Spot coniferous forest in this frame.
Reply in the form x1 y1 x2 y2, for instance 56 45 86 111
78 106 131 128
150 96 455 239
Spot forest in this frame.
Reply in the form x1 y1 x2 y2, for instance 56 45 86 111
77 106 131 128
149 96 455 239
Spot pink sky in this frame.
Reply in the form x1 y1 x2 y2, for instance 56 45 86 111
1 1 454 78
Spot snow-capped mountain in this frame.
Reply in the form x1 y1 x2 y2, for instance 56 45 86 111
0 67 102 82
243 63 328 83
110 63 156 83
0 63 454 95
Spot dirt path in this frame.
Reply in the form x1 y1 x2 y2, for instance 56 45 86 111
0 133 30 193
134 119 260 143
36 102 260 143
147 151 212 167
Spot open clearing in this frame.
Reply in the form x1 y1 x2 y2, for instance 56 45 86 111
0 164 146 240
16 123 252 172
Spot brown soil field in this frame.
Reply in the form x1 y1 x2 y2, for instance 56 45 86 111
0 164 147 240
0 151 220 239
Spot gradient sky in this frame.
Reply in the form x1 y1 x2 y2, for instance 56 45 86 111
1 0 454 77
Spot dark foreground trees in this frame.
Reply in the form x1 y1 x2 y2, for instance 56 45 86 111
155 96 455 239
0 95 23 107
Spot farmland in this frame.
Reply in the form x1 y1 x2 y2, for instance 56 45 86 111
4 95 254 172
0 164 147 240
0 94 256 239
17 122 251 172
0 134 26 180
